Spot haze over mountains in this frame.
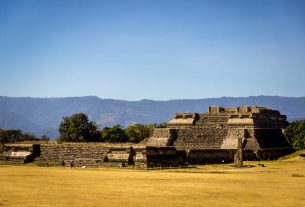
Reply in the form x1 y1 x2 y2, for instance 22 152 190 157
0 95 304 138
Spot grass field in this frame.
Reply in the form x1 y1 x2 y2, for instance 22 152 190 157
0 153 305 207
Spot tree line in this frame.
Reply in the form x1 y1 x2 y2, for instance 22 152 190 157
0 129 50 148
57 113 166 143
0 113 166 148
1 112 304 150
54 113 305 149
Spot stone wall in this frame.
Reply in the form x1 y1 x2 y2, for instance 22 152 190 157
187 148 295 164
151 128 171 138
0 143 148 168
173 128 228 149
133 146 147 168
36 144 109 167
0 144 40 164
146 147 186 167
168 113 198 127
195 114 230 126
221 128 246 149
188 149 235 164
254 129 290 149
1 143 147 168
146 128 177 147
106 146 134 167
0 143 295 168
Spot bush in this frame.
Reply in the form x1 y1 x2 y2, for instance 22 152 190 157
101 125 128 143
285 119 305 149
125 124 153 143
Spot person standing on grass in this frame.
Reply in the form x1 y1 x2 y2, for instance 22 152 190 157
70 159 75 168
62 160 65 168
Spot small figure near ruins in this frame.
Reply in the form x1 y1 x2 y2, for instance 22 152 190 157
70 159 75 168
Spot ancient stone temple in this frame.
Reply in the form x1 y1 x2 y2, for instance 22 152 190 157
145 106 292 166
0 106 293 168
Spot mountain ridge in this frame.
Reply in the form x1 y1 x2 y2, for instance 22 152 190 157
0 95 304 138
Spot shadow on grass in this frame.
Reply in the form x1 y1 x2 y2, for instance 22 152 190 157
291 173 304 177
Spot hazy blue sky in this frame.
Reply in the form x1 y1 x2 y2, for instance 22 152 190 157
0 0 304 100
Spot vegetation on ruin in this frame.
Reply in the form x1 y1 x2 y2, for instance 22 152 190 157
285 119 305 149
153 122 167 128
0 153 304 207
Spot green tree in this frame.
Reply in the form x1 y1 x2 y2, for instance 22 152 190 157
0 129 10 149
58 113 102 142
4 129 23 142
285 119 305 149
21 132 39 141
125 124 153 143
101 125 128 143
40 135 50 141
153 122 167 128
0 129 23 148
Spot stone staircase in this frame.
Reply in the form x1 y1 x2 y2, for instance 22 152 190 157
146 128 177 147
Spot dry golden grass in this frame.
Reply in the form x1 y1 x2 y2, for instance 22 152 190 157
1 154 305 207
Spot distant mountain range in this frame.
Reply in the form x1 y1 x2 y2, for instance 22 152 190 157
0 95 305 138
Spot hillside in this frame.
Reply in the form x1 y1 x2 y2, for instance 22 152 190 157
0 95 305 138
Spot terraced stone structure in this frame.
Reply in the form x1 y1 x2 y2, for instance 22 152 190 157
0 144 40 164
0 106 293 168
146 106 293 166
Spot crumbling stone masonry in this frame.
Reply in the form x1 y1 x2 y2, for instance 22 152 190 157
0 106 294 168
36 143 108 167
0 144 40 164
146 106 293 166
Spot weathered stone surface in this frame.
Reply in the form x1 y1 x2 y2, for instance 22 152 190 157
146 128 177 147
168 113 199 126
0 144 40 164
234 137 245 167
174 128 228 149
36 144 109 167
188 149 235 164
146 147 186 167
148 105 292 166
106 146 134 166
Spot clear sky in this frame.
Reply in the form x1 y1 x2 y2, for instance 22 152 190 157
0 0 304 100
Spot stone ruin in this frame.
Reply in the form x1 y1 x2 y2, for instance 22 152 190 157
145 106 292 167
0 106 294 168
0 144 40 164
